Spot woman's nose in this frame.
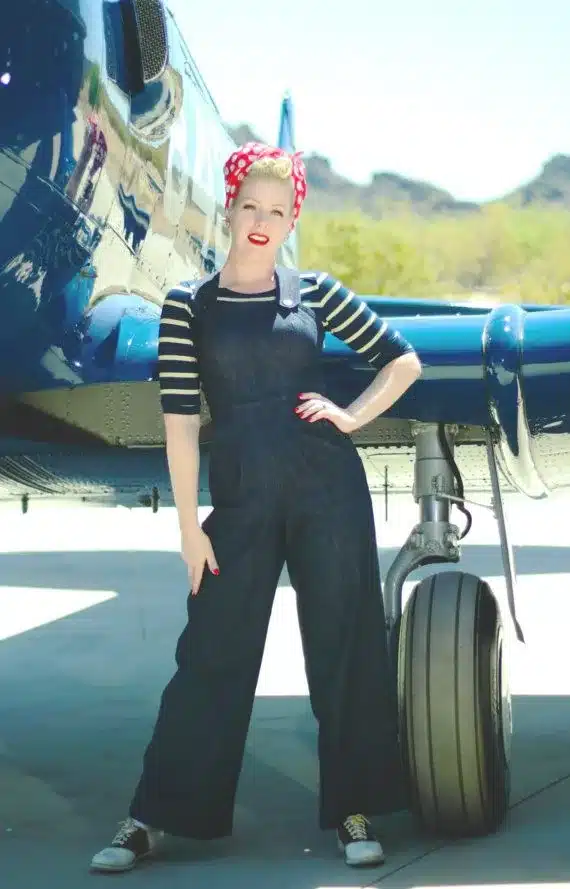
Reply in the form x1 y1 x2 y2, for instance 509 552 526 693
255 208 270 224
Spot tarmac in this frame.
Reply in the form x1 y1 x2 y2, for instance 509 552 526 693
0 486 569 887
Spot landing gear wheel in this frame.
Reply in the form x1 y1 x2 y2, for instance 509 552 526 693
398 571 511 836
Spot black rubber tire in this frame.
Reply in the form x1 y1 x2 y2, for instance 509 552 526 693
397 571 511 837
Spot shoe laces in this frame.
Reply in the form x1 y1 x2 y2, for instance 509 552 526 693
112 817 142 845
342 814 370 841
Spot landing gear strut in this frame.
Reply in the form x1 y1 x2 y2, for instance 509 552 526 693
385 422 514 837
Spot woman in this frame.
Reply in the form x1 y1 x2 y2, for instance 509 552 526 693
91 142 422 873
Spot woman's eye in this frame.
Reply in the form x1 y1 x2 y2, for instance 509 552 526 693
240 204 283 216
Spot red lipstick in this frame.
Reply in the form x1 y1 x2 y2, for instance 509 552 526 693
248 233 269 246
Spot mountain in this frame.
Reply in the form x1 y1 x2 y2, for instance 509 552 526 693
226 124 570 218
504 154 570 209
300 154 478 216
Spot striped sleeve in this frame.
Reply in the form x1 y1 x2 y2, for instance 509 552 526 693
302 272 416 370
157 288 201 415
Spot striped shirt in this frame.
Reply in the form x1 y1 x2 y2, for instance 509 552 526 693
158 271 415 415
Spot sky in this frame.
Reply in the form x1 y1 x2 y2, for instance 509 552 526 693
169 0 570 202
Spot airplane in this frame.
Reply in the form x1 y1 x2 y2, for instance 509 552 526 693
2 0 569 844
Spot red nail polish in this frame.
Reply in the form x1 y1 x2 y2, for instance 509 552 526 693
212 568 220 575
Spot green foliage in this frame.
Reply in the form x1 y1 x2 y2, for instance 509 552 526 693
87 65 101 109
299 204 570 304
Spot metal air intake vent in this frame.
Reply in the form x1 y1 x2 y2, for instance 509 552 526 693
131 0 168 83
102 3 118 82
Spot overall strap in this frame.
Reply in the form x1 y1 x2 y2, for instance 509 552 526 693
275 265 301 309
185 271 219 315
186 272 220 301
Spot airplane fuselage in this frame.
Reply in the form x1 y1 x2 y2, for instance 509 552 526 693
1 0 239 397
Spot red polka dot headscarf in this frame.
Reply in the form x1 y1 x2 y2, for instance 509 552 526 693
223 142 307 221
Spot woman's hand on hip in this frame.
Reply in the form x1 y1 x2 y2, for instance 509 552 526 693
295 392 359 434
181 526 219 596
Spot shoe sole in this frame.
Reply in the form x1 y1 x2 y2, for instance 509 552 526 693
337 838 385 867
90 850 153 873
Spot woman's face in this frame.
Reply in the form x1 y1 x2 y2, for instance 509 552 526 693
227 175 296 254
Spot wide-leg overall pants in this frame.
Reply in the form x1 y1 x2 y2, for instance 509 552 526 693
129 284 404 839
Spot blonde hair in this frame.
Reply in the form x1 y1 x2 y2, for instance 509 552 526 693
247 155 293 180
